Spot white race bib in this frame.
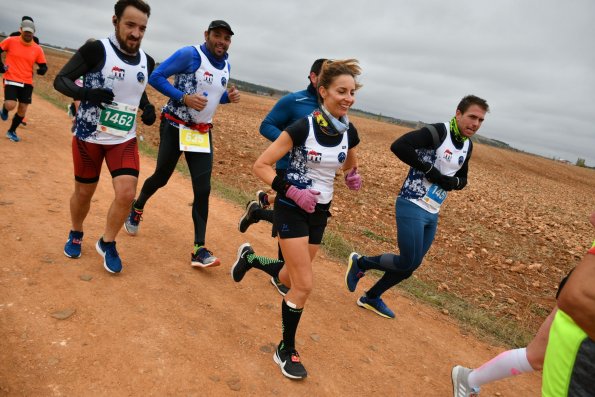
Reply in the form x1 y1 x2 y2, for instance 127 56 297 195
97 102 137 137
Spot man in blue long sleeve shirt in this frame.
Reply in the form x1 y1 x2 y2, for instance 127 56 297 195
125 20 240 268
238 59 326 295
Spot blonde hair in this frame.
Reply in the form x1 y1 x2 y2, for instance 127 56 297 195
317 59 362 102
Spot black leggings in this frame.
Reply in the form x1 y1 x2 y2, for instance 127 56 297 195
136 120 213 246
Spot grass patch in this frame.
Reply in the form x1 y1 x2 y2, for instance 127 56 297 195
321 230 355 260
397 276 534 347
36 90 69 110
362 228 393 244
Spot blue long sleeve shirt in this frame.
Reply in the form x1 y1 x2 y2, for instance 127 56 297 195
259 84 319 169
148 43 230 104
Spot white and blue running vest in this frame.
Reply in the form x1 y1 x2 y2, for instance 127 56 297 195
286 116 349 204
402 123 470 213
163 46 229 126
76 38 148 144
188 45 229 123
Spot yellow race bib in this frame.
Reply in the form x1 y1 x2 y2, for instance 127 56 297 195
179 125 211 153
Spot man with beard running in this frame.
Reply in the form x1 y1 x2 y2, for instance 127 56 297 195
124 20 240 268
54 0 156 273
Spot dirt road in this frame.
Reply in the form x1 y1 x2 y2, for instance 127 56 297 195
0 96 541 396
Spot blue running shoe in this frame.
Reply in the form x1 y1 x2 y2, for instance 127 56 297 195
124 203 143 236
345 252 365 292
357 295 395 319
64 230 84 258
191 245 220 268
6 130 20 142
0 107 8 121
96 238 122 273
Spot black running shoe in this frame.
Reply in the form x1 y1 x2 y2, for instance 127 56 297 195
231 243 254 282
270 276 289 296
238 201 260 233
256 190 270 209
273 341 307 380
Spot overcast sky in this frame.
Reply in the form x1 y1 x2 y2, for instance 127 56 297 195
2 0 594 166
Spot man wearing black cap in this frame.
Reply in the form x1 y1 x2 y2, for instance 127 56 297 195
0 17 47 142
237 58 326 296
125 19 240 268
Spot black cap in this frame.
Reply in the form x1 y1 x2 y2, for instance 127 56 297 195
208 20 234 35
22 16 34 22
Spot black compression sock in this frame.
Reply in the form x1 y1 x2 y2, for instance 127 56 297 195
10 114 23 131
247 253 284 277
134 192 150 209
260 208 274 224
281 299 303 350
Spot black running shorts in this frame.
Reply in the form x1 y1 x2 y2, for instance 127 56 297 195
273 197 329 244
4 83 34 104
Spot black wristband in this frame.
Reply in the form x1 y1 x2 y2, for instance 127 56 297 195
272 176 290 193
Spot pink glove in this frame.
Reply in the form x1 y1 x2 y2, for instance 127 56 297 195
286 185 320 213
344 167 362 191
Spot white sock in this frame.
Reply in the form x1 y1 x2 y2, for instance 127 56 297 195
468 348 534 388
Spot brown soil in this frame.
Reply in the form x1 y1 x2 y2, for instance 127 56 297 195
2 47 592 396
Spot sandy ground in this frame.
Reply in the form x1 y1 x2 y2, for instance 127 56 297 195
0 96 542 396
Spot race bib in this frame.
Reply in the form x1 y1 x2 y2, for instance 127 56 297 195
422 184 447 211
97 102 137 137
179 125 211 153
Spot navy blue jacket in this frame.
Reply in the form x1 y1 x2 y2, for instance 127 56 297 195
259 84 319 170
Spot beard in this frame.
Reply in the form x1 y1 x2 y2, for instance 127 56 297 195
115 26 141 54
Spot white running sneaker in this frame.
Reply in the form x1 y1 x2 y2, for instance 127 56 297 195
451 365 480 397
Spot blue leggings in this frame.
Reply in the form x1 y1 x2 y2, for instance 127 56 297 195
360 196 438 298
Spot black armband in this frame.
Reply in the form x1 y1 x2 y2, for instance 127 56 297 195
272 175 290 193
37 63 48 76
455 177 467 190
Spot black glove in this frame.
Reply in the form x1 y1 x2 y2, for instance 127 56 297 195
422 163 443 183
36 64 48 76
0 61 6 74
439 176 459 191
83 88 114 109
141 103 156 126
